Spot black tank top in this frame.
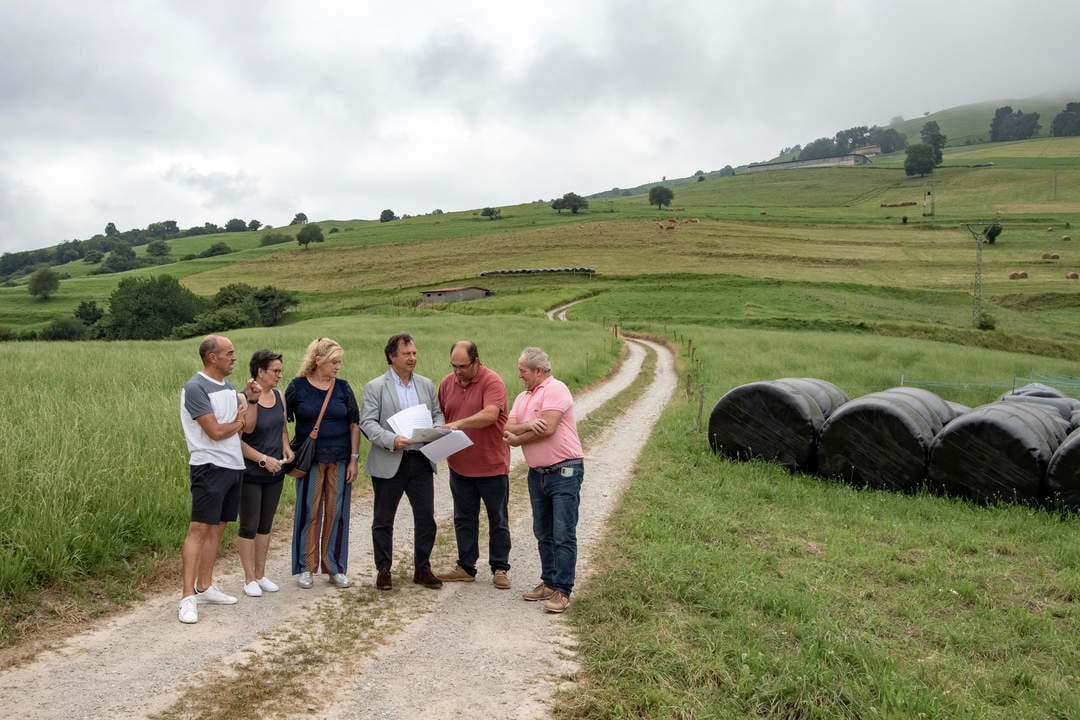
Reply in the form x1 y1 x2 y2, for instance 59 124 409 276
241 390 286 482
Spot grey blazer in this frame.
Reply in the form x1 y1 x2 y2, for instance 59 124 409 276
360 368 444 479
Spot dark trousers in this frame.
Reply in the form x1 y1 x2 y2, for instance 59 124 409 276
449 469 511 575
371 452 436 573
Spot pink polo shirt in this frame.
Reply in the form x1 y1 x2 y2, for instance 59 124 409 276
508 375 583 468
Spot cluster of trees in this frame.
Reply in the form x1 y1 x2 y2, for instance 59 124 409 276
903 121 948 177
552 193 588 214
796 125 909 162
1050 102 1080 137
0 216 276 283
989 106 1041 142
38 276 297 341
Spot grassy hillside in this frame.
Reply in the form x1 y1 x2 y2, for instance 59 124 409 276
3 133 1080 718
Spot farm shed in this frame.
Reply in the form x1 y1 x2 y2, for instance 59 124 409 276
420 286 494 303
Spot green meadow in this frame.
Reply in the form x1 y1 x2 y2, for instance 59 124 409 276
2 135 1080 717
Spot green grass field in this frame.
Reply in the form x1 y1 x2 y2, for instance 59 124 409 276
2 134 1080 717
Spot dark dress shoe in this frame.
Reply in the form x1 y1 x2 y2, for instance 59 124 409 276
412 569 443 589
376 569 392 590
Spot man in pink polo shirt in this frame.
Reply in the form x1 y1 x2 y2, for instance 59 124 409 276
503 346 584 614
436 340 513 589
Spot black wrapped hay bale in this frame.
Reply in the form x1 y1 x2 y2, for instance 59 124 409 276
1047 428 1080 510
928 401 1070 504
996 393 1080 429
708 378 847 472
818 387 963 492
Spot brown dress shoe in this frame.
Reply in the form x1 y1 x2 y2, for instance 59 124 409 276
376 569 392 590
413 569 443 589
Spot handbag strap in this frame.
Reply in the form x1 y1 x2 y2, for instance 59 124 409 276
309 378 335 439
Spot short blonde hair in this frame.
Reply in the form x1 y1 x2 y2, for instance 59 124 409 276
297 337 343 377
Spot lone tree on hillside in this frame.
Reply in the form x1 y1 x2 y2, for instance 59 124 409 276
649 185 675 210
480 207 501 220
551 192 587 215
296 223 324 248
380 209 397 223
920 120 941 144
28 265 61 300
904 144 936 177
290 212 308 225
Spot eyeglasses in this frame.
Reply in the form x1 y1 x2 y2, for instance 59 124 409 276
450 360 476 370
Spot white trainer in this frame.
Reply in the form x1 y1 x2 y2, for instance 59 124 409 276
194 584 238 605
297 571 314 589
243 581 262 597
178 595 198 624
330 573 351 588
257 576 279 593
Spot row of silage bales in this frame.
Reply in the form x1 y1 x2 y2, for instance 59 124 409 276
707 378 848 472
710 378 1080 510
817 387 968 492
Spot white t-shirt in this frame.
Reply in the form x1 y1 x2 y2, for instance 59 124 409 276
180 372 244 469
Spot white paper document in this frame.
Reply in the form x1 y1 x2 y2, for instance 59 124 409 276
419 430 473 463
388 404 435 437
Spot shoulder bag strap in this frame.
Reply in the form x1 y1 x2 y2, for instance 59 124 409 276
309 379 335 439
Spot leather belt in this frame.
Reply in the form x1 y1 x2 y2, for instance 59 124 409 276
533 458 583 474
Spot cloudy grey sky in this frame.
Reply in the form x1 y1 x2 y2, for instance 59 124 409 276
2 0 1078 254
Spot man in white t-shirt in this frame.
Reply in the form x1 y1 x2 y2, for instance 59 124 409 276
177 334 261 624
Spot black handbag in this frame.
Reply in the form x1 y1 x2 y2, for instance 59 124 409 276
284 379 334 478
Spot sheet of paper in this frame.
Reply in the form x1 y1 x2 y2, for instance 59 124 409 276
388 404 433 437
419 430 473 463
410 427 450 444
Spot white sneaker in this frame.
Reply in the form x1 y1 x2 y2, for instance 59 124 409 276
178 595 198 624
330 573 351 588
297 571 314 589
257 576 279 593
194 584 238 605
243 581 262 597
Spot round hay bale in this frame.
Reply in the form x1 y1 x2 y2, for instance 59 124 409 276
927 402 1069 504
1009 272 1021 280
1063 235 1072 242
773 377 848 419
1067 272 1079 280
818 387 962 491
1047 428 1080 510
708 378 844 472
1042 253 1054 259
1002 382 1067 399
1018 271 1028 279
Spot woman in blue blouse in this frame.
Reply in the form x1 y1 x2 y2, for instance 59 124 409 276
284 337 361 589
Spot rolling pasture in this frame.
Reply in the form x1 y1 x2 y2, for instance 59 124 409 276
2 137 1080 718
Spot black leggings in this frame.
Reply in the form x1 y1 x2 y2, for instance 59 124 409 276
238 479 284 539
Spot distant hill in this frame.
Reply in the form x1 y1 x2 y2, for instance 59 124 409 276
589 91 1080 200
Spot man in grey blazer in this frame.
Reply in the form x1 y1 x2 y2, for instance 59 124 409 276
360 332 445 590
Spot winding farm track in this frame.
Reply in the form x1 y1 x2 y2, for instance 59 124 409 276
0 306 677 719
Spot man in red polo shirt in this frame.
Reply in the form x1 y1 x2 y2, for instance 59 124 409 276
436 340 513 589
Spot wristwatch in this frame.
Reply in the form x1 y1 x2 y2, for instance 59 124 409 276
247 396 258 404
258 456 267 468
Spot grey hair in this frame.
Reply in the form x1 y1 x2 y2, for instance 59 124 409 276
519 346 551 373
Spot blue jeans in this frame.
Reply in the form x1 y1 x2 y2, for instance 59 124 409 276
449 469 511 575
527 459 584 596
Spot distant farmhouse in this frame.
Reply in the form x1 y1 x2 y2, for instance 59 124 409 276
420 286 494 303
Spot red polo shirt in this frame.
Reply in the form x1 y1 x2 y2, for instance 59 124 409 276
438 364 510 477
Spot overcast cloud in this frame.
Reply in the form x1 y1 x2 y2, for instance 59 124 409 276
2 0 1078 253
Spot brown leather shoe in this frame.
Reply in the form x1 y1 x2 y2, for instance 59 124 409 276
376 569 392 590
413 569 443 589
437 565 475 582
522 582 554 602
492 569 511 590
